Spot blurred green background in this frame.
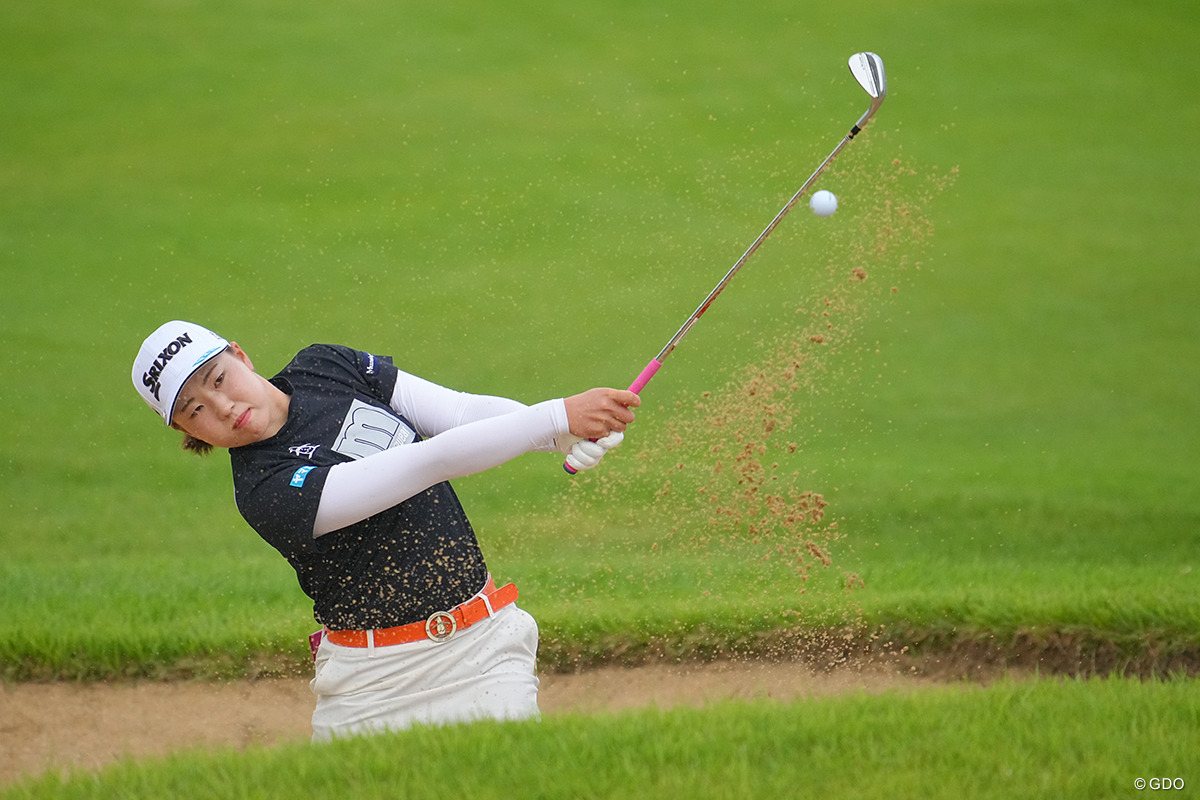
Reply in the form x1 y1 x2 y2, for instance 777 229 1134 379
1 0 1197 676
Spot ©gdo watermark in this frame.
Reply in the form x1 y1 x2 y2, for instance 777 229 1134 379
1135 777 1186 791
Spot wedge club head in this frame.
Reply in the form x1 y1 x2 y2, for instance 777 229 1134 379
848 51 887 132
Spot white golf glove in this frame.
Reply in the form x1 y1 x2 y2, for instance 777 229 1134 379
564 431 625 472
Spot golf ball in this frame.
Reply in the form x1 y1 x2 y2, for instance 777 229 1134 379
810 190 838 217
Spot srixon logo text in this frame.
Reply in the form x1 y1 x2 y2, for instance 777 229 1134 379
142 332 193 401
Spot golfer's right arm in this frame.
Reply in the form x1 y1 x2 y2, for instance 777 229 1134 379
312 398 567 537
312 374 636 538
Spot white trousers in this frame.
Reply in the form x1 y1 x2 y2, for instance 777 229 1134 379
310 603 540 742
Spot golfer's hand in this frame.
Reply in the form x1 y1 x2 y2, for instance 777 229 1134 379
564 388 639 439
565 432 625 472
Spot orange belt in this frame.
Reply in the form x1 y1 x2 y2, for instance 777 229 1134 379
324 579 518 648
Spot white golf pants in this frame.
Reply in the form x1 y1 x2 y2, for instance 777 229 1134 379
310 603 540 742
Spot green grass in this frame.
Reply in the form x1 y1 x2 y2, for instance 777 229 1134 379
2 0 1200 681
3 0 1199 792
3 0 1199 678
5 678 1197 799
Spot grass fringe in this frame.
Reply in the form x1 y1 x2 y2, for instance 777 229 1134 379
6 622 1198 683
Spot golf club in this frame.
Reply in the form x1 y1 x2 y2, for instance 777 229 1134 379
565 52 887 474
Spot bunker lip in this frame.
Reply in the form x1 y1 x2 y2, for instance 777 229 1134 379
3 636 1194 787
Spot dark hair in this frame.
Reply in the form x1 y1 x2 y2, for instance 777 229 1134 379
182 433 215 456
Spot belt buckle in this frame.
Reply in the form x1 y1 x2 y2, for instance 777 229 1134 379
425 610 457 643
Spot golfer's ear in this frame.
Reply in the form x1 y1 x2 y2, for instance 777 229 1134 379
229 342 254 372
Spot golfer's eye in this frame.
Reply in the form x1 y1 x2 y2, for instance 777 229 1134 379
190 404 204 418
214 372 225 387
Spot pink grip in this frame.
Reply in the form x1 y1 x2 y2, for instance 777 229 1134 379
628 358 663 394
563 358 664 474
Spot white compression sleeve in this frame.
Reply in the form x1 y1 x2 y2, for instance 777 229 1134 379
312 398 569 537
388 367 528 438
388 368 570 453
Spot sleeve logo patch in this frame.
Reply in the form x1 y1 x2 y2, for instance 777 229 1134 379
290 465 316 488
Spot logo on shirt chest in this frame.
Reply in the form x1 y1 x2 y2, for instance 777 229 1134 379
288 443 322 459
333 398 416 460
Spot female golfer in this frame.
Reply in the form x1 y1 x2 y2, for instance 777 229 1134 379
132 320 637 741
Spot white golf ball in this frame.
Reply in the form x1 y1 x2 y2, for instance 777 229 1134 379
810 190 838 217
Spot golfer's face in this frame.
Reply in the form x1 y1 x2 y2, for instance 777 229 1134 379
171 347 275 448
